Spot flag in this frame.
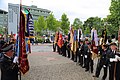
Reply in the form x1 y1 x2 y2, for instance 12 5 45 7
101 29 107 44
19 5 30 74
54 31 59 44
91 28 98 60
73 30 78 53
70 28 74 51
23 8 34 53
91 28 98 46
77 29 83 42
57 33 63 48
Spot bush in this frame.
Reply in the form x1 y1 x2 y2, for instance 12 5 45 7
37 37 45 43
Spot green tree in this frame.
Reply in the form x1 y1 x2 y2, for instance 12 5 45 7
73 18 83 30
54 20 61 32
83 17 103 35
61 13 70 35
107 0 120 35
34 20 40 36
37 16 46 31
46 13 57 31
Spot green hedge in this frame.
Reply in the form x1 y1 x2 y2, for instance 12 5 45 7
37 37 45 43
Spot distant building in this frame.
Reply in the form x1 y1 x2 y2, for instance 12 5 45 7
0 9 8 28
7 3 51 34
22 5 51 20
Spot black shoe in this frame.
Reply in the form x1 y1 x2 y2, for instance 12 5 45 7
68 56 70 58
74 60 77 62
79 64 83 66
91 71 93 73
93 75 99 78
85 70 89 72
82 66 85 68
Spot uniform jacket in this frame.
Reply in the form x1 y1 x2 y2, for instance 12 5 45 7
1 54 18 80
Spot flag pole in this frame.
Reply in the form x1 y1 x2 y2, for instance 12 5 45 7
19 0 22 80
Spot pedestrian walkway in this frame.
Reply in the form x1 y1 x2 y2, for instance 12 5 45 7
21 44 108 80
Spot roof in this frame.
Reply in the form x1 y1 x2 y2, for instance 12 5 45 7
0 9 8 14
23 5 51 13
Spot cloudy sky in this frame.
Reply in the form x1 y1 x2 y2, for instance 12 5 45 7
0 0 111 23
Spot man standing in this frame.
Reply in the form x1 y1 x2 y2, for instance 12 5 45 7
109 43 120 80
85 42 93 73
93 44 109 80
0 43 18 80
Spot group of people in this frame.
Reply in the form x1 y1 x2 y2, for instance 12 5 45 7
53 31 120 80
0 36 19 80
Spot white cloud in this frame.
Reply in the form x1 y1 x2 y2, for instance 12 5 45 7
0 0 111 23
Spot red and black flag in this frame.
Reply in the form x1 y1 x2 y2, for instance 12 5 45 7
19 2 30 74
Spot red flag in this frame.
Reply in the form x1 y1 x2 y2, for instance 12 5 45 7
57 33 63 48
19 4 29 74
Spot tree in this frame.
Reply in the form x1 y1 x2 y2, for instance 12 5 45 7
61 13 70 35
34 20 40 36
83 17 103 35
37 16 46 31
46 13 56 31
73 18 83 30
106 0 120 35
54 20 61 32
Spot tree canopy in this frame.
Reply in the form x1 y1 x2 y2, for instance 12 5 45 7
61 13 70 35
73 18 83 30
106 0 120 35
83 17 103 35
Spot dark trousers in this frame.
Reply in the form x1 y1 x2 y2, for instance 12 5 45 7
74 48 79 62
71 51 74 61
53 43 57 52
79 53 84 66
58 46 62 55
109 62 120 80
109 62 115 80
83 56 87 67
95 60 108 80
85 58 93 72
62 46 66 57
67 45 70 58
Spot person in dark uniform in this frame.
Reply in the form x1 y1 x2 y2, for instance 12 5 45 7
62 38 67 57
66 33 71 58
108 43 120 80
74 39 79 62
85 42 93 73
0 43 18 80
82 39 89 68
93 44 109 80
66 42 71 58
53 32 59 52
78 40 84 66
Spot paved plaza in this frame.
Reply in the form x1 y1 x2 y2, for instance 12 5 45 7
0 44 108 80
20 44 109 80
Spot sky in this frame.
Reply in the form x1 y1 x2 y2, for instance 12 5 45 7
0 0 111 24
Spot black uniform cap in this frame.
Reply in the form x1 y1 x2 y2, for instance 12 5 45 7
1 44 13 53
0 40 7 51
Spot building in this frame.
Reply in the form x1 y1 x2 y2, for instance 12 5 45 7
22 5 51 20
0 9 8 28
7 3 51 34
